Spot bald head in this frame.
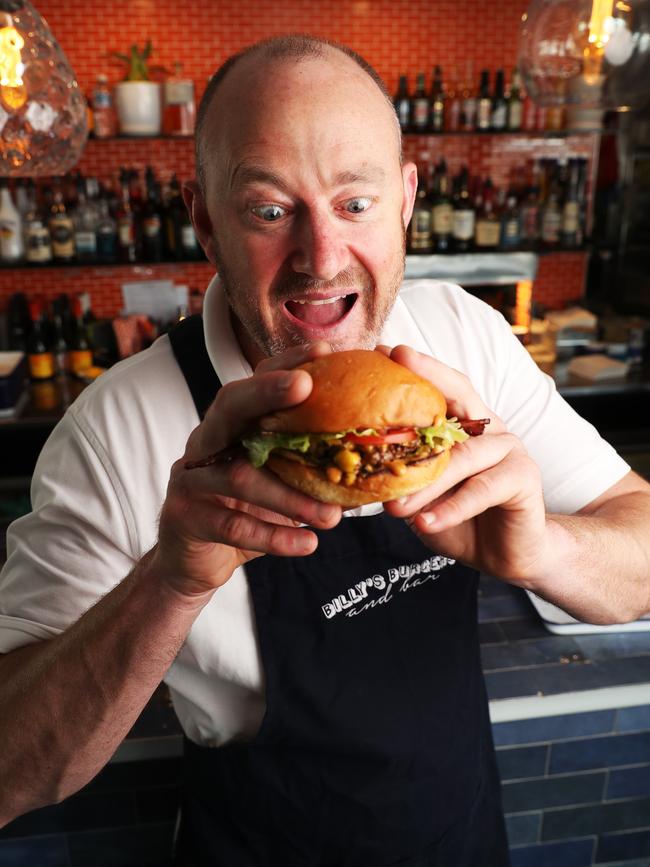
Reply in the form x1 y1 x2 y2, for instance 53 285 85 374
195 35 401 194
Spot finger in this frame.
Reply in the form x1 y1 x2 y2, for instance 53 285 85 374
254 341 332 373
179 456 341 530
196 367 313 453
384 433 522 518
388 344 501 427
184 500 320 557
412 451 542 534
375 344 392 357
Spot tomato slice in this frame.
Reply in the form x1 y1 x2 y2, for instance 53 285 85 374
343 427 419 445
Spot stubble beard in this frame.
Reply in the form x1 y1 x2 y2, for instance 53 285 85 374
213 229 407 358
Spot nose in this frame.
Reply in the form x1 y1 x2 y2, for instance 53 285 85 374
290 208 350 282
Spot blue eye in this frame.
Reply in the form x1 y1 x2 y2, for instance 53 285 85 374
345 197 372 213
252 204 286 222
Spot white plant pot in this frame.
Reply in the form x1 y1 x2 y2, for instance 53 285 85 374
115 81 162 136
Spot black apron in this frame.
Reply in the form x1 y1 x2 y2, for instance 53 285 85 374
168 316 509 867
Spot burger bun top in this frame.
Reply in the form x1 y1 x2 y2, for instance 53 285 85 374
262 349 446 433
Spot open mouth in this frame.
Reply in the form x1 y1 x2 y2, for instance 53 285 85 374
284 293 358 329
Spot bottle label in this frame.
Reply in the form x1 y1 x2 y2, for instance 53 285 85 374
475 219 501 247
562 202 579 234
431 101 445 131
118 219 135 245
491 104 507 130
69 348 93 374
462 97 477 129
542 209 561 243
508 100 523 130
453 210 475 241
396 99 410 128
432 203 453 234
478 100 492 129
412 98 429 129
50 217 74 258
144 215 162 238
409 209 432 250
502 218 521 246
29 352 55 380
522 206 539 240
75 231 97 254
181 224 198 250
26 229 52 262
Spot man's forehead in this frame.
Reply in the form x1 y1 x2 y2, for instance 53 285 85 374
203 49 398 178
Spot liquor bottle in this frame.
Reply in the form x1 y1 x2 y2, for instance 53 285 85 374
460 60 477 132
431 159 453 252
561 158 582 248
24 197 53 265
429 66 445 133
410 72 430 133
27 299 55 381
445 67 461 132
73 176 98 263
477 70 492 131
491 69 507 131
452 166 475 252
7 292 31 352
162 62 196 136
96 198 117 263
142 166 165 262
116 169 137 263
0 179 24 262
14 179 30 223
507 68 523 131
540 166 562 249
51 309 69 375
474 179 501 250
174 193 199 260
48 183 75 263
407 164 433 253
68 295 94 375
500 192 522 249
520 174 541 250
393 75 411 133
128 168 144 250
92 74 116 138
523 89 538 131
545 105 565 132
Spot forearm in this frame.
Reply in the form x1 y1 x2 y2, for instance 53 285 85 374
0 547 213 825
529 492 650 624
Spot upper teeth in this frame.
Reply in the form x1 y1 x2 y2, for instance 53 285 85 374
293 295 349 306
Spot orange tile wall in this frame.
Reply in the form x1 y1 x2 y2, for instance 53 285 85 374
0 0 593 318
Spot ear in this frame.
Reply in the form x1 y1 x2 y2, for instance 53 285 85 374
400 161 419 231
182 181 218 266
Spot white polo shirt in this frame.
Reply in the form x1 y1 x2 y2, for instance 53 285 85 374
0 278 630 746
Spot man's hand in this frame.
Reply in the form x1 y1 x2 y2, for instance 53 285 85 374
154 343 342 599
382 345 550 586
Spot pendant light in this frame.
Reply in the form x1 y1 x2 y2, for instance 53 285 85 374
0 0 87 176
518 0 650 111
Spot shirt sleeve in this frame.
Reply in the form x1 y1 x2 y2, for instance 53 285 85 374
0 409 136 654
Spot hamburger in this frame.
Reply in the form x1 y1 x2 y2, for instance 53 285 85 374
241 349 475 508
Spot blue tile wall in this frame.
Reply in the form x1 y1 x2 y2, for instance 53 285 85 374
607 765 650 799
502 772 606 813
493 711 615 747
549 732 650 774
505 812 541 846
595 828 650 862
509 838 595 867
0 835 69 867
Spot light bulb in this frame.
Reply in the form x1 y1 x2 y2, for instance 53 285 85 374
518 0 650 110
0 0 87 176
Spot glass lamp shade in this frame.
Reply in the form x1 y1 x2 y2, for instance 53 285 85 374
518 0 650 110
0 0 87 176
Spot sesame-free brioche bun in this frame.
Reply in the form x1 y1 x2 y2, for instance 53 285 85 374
263 350 447 434
261 350 452 508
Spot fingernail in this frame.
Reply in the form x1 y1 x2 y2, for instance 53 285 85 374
278 371 296 390
420 512 436 527
397 496 409 505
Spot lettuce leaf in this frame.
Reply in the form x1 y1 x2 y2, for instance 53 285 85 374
243 419 468 468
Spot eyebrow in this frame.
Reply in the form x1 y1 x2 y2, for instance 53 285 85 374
230 163 387 193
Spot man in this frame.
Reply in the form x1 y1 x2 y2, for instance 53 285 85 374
0 34 649 866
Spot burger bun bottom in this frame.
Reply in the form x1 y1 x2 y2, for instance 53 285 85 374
266 449 451 508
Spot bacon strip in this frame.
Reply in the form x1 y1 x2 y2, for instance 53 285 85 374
458 418 491 436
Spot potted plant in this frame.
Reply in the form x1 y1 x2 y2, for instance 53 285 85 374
112 41 164 135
